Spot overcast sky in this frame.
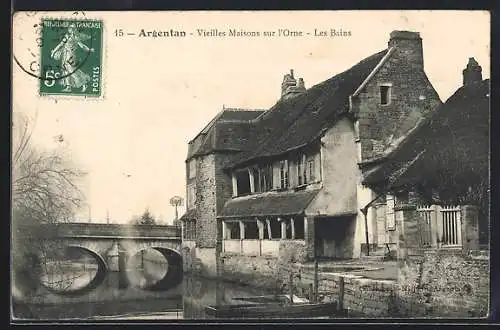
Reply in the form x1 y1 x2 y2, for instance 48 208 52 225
12 10 490 224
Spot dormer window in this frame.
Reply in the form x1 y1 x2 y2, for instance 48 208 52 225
380 84 392 105
279 160 289 189
298 154 306 185
307 157 316 182
298 153 317 186
259 164 273 192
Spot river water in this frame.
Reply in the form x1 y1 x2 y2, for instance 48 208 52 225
13 271 274 320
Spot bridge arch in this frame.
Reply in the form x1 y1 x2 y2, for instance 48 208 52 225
125 245 183 291
39 245 108 296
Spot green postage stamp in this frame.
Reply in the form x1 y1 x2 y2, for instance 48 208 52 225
39 18 103 97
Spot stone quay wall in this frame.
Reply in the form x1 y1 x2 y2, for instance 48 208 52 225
213 249 488 317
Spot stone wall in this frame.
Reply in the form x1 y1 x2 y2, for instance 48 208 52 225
278 240 307 263
342 276 396 317
219 239 307 291
181 243 218 278
181 240 196 273
394 198 489 317
217 247 488 317
298 270 396 317
396 249 489 317
195 154 217 248
218 244 398 317
220 254 281 290
352 32 442 162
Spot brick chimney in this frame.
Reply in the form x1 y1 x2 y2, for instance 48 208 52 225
281 69 306 99
463 57 482 86
388 30 423 70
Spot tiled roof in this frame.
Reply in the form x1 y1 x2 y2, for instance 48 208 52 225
363 79 490 191
218 108 266 121
179 209 196 221
187 108 265 160
219 189 320 218
226 49 389 169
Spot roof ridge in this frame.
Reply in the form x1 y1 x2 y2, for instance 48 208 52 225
223 107 267 112
217 119 258 124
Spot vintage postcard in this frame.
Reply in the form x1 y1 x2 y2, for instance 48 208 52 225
11 10 490 321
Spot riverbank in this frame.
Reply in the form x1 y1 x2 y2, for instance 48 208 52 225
186 248 489 318
210 255 398 317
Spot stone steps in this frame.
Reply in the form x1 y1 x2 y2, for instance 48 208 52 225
360 247 388 262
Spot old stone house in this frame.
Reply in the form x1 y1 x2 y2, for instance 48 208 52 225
180 107 266 274
181 30 443 276
363 58 490 252
360 61 490 317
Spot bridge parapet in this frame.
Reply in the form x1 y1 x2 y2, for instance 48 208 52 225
22 223 181 240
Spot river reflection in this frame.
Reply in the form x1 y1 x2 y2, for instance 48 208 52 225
40 262 99 292
13 271 272 320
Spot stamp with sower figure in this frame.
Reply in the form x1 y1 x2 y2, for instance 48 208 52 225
39 18 103 97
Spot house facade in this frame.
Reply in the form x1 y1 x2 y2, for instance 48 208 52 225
181 30 443 275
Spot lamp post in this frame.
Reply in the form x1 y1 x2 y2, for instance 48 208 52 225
170 196 184 226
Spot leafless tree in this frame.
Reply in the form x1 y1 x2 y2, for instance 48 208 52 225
11 112 86 300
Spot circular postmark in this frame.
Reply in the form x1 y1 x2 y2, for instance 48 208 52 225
13 11 104 96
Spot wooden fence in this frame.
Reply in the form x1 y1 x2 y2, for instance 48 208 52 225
416 205 462 248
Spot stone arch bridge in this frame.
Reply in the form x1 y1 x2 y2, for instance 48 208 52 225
25 222 183 293
12 223 185 309
40 222 179 263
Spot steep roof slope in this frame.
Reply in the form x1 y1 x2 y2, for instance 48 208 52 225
186 108 265 160
227 49 389 169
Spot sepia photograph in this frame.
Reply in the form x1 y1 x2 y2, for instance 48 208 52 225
11 10 490 321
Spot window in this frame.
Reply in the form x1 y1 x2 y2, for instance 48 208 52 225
258 164 273 192
188 159 196 179
298 154 315 186
380 85 391 105
183 220 196 240
307 157 316 182
279 160 289 189
235 170 251 196
298 154 306 185
187 185 196 210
